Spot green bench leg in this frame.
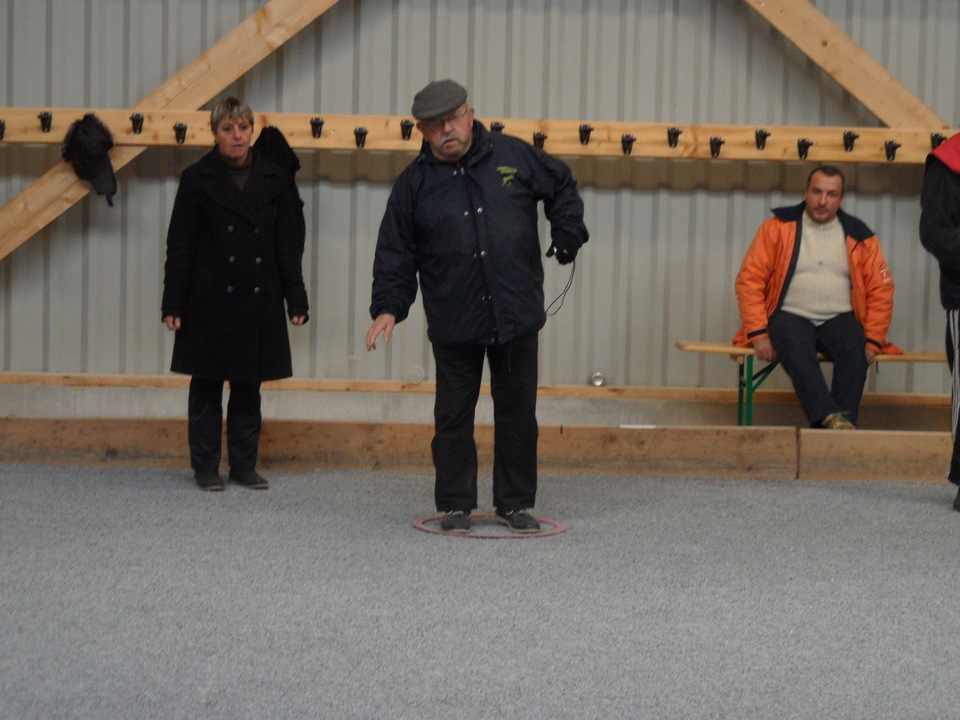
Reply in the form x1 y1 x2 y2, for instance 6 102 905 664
737 356 779 426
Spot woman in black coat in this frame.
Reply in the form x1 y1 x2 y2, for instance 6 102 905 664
162 97 309 491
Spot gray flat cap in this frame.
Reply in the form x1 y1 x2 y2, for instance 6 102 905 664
411 79 468 121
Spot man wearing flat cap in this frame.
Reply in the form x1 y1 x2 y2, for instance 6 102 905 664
367 80 589 534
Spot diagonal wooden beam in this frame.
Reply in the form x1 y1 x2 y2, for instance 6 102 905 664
743 0 947 129
0 0 342 261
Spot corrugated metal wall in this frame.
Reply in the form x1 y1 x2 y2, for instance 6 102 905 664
1 0 958 395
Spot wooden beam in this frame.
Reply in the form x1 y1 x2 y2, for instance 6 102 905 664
134 0 343 112
0 0 342 262
0 371 746 402
0 371 948 410
676 340 947 364
2 107 952 166
799 429 950 481
0 417 948 481
0 418 801 479
744 0 947 129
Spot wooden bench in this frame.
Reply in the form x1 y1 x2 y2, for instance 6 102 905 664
676 340 947 426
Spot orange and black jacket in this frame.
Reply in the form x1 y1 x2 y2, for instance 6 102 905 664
733 202 899 354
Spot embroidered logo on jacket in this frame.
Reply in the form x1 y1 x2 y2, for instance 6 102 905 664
497 165 518 187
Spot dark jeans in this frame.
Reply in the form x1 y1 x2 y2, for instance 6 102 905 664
188 376 262 474
767 310 869 426
431 332 539 514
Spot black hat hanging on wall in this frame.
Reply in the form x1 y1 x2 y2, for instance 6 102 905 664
60 113 118 206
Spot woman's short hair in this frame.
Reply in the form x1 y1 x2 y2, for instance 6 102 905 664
210 96 253 132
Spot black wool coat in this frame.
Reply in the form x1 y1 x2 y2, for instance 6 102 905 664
161 148 309 382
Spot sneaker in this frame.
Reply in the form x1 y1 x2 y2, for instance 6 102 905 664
195 470 224 492
496 509 541 534
820 412 856 430
439 510 472 533
954 487 960 512
229 469 269 489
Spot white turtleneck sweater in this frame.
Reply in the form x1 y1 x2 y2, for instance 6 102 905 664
779 214 852 325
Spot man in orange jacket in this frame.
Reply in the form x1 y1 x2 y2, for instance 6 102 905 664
734 166 897 429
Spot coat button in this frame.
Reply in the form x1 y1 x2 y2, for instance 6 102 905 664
226 285 234 293
229 256 236 263
255 257 262 264
254 227 260 235
227 225 234 233
253 287 261 294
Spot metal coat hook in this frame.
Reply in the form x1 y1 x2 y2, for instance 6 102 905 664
130 113 144 134
667 126 682 148
354 127 368 148
310 117 324 139
931 133 947 150
579 124 593 145
0 119 5 142
490 122 505 133
797 138 814 160
621 134 636 155
755 129 771 150
884 140 901 162
709 136 725 158
843 131 859 152
38 111 52 132
173 122 188 144
533 131 547 149
400 119 414 140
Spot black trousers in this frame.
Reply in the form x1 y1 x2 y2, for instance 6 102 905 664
767 310 869 426
946 310 960 484
187 376 262 474
431 332 539 514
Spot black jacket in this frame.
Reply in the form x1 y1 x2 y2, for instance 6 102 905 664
161 148 309 382
370 121 588 345
920 152 960 309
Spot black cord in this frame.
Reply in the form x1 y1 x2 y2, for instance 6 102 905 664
545 259 576 316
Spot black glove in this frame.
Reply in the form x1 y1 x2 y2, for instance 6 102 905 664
546 231 579 265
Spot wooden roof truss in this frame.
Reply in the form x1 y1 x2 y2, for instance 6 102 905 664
0 0 950 261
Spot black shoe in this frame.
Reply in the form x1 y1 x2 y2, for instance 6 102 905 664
229 469 269 489
496 509 540 534
439 510 472 533
953 487 960 512
195 470 224 492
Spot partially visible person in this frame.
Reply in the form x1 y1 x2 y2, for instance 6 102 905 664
366 79 588 534
162 96 309 491
734 166 898 429
920 132 960 510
